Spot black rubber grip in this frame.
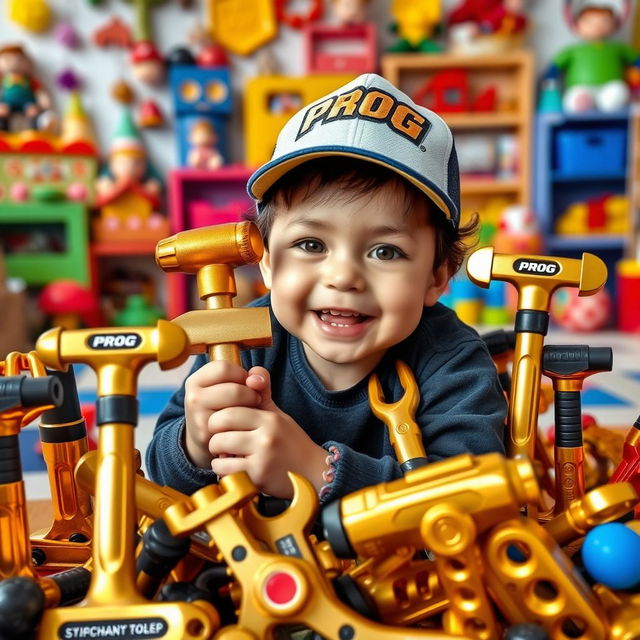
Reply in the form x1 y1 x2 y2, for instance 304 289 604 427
97 395 138 426
0 435 22 484
400 457 429 473
0 375 62 412
554 390 583 448
20 376 63 408
514 309 549 335
49 566 91 606
39 421 87 444
137 519 190 578
321 500 356 559
543 345 613 376
41 366 82 426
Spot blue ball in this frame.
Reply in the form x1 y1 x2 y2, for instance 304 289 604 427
582 523 640 590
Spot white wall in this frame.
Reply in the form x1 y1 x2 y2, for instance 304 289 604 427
0 0 634 177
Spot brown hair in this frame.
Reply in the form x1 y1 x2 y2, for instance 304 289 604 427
252 157 478 276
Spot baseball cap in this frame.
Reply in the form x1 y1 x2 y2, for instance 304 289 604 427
247 73 460 230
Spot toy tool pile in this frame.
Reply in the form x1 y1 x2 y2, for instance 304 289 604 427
3 222 640 640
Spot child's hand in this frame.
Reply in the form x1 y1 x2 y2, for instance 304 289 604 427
183 360 262 469
208 366 329 499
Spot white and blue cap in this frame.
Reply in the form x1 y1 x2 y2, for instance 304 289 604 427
247 73 460 230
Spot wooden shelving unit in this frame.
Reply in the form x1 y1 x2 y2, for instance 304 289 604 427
381 51 534 227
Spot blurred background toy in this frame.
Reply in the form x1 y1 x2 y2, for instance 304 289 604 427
0 44 54 132
207 0 277 55
186 119 223 169
448 0 529 53
37 280 102 330
543 0 640 112
388 0 443 52
112 293 164 326
555 193 630 235
93 108 167 243
7 0 52 33
550 286 613 331
330 0 370 26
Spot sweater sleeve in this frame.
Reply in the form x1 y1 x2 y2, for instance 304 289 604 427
318 338 506 503
144 354 218 494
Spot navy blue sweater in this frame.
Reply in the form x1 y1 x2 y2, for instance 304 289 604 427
146 295 507 502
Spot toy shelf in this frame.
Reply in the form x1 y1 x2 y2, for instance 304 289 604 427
381 50 534 228
533 110 630 251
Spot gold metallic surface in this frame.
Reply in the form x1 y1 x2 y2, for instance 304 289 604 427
155 222 263 273
165 472 471 640
368 361 425 464
421 504 499 639
467 249 608 462
0 481 35 580
544 483 639 546
483 518 607 638
333 453 539 558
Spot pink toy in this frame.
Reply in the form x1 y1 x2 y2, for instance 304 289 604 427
55 22 80 48
303 22 377 74
167 165 254 316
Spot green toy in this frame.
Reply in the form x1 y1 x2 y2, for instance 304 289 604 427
113 294 164 327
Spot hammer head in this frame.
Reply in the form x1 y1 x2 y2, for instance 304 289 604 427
155 221 263 274
466 247 608 311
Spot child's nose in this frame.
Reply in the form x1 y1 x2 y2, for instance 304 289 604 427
321 254 366 291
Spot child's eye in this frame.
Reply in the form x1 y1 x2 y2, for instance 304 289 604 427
294 239 325 253
368 245 406 261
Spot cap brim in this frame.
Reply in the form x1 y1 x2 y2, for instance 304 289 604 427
247 147 458 227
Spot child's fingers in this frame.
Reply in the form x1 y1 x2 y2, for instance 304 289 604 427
245 366 270 391
189 381 262 413
189 359 248 388
207 406 264 434
209 430 253 458
211 455 248 478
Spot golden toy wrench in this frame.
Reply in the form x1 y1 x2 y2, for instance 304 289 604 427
369 361 428 472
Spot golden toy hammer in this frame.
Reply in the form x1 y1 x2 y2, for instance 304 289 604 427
467 248 607 463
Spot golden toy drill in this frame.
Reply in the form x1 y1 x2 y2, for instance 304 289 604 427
467 248 607 466
321 452 539 559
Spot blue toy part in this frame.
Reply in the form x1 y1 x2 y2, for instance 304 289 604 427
169 65 232 167
582 522 640 590
169 65 232 117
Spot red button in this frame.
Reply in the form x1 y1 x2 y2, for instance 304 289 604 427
264 571 297 605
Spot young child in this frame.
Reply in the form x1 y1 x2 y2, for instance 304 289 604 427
146 73 507 502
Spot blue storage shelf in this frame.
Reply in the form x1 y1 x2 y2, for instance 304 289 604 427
533 110 630 299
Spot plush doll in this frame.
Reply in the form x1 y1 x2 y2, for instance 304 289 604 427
546 0 640 112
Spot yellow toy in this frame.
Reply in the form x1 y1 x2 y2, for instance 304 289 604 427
8 0 52 34
556 194 630 235
206 0 277 56
244 74 355 167
388 0 443 52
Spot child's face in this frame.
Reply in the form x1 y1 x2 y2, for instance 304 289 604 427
259 182 449 383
